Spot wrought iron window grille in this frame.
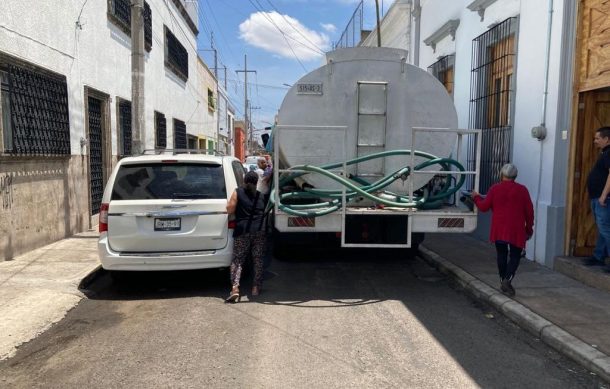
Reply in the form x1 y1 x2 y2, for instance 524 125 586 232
118 100 132 156
173 118 187 149
428 54 455 96
0 61 70 156
155 111 167 149
107 0 152 52
467 17 518 193
208 88 216 111
88 96 104 215
164 26 189 81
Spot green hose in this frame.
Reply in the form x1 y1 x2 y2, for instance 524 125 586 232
268 150 466 217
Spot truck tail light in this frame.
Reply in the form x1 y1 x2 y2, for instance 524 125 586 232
99 203 109 232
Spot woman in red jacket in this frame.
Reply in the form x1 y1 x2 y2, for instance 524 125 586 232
471 163 534 297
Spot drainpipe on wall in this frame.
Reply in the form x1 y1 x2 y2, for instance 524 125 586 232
531 0 554 262
412 0 421 67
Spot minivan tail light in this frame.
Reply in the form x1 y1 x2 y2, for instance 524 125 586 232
99 203 109 232
228 220 236 229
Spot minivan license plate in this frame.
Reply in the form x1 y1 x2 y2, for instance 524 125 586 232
154 218 181 231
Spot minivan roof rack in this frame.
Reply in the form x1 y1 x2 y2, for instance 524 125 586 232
141 149 225 156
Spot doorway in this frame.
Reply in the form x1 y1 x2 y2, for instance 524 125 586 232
85 88 110 216
570 89 610 256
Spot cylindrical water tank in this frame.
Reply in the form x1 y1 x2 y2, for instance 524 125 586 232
276 47 458 192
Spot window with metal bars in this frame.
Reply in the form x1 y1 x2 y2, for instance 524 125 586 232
164 26 189 81
428 55 455 97
173 118 186 149
107 0 152 52
118 100 132 156
0 60 70 155
155 111 166 149
187 135 198 150
208 88 215 111
468 17 518 193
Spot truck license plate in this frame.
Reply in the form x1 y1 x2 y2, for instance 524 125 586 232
154 218 181 231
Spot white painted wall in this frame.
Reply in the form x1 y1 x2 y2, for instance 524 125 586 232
0 0 202 155
217 87 229 139
368 0 573 265
227 109 235 156
361 0 412 51
414 0 572 265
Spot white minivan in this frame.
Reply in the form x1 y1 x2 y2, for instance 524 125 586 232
97 152 245 272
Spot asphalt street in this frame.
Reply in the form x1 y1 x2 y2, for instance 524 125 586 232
0 249 605 388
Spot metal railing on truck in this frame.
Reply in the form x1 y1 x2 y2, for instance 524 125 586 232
272 125 482 248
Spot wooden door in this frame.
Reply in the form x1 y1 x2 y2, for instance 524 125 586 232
487 35 515 129
571 90 610 256
578 0 610 92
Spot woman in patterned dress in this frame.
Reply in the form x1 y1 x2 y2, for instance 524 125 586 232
225 171 267 302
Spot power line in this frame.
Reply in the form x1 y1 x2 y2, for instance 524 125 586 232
264 0 326 54
202 0 240 64
227 78 290 90
247 0 308 72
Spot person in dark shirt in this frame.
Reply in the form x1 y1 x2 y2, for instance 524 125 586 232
225 171 267 302
584 126 610 271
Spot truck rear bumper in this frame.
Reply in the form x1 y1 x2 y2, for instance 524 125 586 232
274 206 477 234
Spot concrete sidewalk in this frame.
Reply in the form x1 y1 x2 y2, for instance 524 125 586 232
0 231 99 360
420 234 610 383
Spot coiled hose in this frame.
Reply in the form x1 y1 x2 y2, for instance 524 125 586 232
268 150 466 217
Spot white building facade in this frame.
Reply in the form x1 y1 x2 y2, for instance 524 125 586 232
413 0 578 267
358 0 610 269
216 84 232 155
0 0 206 259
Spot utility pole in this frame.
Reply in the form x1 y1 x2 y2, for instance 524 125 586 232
211 32 218 79
249 105 261 150
131 0 145 154
236 55 256 154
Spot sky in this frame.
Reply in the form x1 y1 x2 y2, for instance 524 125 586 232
195 0 395 137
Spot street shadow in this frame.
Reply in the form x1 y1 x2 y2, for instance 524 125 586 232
80 243 598 388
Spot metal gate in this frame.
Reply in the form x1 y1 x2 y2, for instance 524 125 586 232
467 17 517 192
118 100 132 156
88 96 104 215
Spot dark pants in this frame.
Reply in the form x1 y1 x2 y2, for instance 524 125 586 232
495 241 523 281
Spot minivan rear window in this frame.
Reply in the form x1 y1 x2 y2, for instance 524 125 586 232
111 163 226 200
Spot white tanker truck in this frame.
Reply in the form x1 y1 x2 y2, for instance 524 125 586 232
270 47 481 252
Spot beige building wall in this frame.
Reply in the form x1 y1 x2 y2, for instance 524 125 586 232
197 57 219 151
0 158 89 260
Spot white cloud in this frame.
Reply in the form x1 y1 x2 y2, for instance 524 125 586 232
320 23 337 33
239 11 330 62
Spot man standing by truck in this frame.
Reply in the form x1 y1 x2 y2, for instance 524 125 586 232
256 157 271 205
583 126 610 271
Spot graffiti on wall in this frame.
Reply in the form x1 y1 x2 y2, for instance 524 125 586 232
1 174 13 210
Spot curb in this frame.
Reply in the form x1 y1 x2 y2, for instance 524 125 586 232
77 265 104 291
419 245 610 383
